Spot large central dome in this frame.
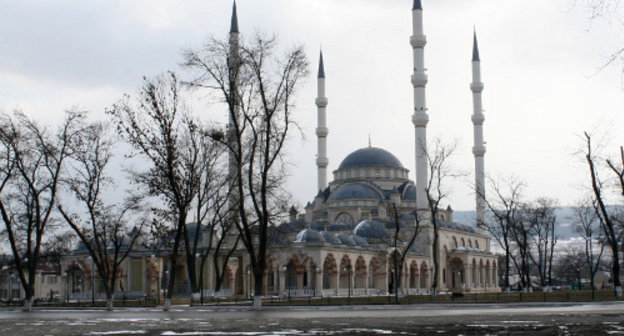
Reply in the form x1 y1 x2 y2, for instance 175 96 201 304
338 147 404 170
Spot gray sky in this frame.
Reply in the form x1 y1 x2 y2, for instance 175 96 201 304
1 0 623 212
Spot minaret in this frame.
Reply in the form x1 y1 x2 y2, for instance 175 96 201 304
227 0 241 217
471 31 487 232
411 0 429 215
315 51 329 192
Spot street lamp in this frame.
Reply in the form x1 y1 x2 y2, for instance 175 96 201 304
314 266 320 297
246 269 251 300
164 270 169 303
91 256 95 307
343 265 352 299
8 272 14 304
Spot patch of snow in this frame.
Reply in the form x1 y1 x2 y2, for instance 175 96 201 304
89 331 147 335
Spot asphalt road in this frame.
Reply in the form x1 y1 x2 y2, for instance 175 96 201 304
0 302 622 335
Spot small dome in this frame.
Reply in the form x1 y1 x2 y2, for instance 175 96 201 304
336 233 356 246
353 220 390 240
327 223 351 232
320 231 341 245
277 222 298 234
338 147 404 170
350 234 370 247
294 228 325 243
331 183 382 201
402 185 416 201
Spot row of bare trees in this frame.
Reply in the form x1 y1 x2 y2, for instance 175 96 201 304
0 28 308 311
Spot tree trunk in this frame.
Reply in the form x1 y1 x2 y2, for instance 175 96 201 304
253 267 263 309
23 297 32 312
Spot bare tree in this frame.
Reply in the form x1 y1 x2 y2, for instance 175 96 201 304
526 197 558 290
107 72 214 310
387 203 423 303
572 198 605 299
57 121 146 311
183 33 309 307
0 109 83 311
583 132 622 296
421 138 460 294
482 176 525 292
508 203 533 291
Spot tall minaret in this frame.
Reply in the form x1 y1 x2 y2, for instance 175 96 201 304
471 31 487 232
315 51 329 192
411 0 429 215
227 0 241 217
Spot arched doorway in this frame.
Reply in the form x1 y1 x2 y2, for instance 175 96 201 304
449 258 464 291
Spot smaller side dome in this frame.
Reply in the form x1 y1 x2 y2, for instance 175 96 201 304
320 231 341 245
294 229 325 244
402 185 416 201
350 234 369 247
353 220 390 240
336 233 356 246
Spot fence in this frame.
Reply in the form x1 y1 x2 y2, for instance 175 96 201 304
3 289 621 307
263 290 623 306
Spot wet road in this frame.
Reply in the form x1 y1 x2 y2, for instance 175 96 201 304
0 302 622 335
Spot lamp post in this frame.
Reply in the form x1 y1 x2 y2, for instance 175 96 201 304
91 256 95 307
8 273 13 304
343 265 351 299
314 266 320 297
246 269 251 300
164 270 169 303
282 266 289 301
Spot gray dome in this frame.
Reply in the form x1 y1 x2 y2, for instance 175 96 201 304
331 183 382 201
338 147 404 170
320 231 341 245
353 220 391 240
350 234 370 247
336 233 357 246
294 229 325 243
403 185 416 201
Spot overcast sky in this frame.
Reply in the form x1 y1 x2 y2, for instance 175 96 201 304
2 0 624 214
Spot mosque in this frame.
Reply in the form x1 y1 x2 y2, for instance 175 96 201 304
54 1 500 302
250 0 500 297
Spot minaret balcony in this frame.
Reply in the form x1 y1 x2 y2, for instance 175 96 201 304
315 97 328 107
316 127 329 137
411 73 428 87
470 82 484 92
316 157 329 167
412 113 429 127
471 114 485 124
410 34 427 48
472 145 486 156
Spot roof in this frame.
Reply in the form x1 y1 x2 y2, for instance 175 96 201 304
331 183 383 201
439 220 478 234
472 31 480 62
318 50 325 78
353 220 390 240
294 229 324 244
338 147 404 170
230 1 239 33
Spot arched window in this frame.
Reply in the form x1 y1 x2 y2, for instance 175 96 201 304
335 212 354 226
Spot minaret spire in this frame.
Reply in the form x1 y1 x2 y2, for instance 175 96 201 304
227 0 241 235
230 1 239 33
315 50 329 192
471 30 487 232
472 29 480 62
411 1 429 216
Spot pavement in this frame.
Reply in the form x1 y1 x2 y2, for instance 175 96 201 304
0 301 622 335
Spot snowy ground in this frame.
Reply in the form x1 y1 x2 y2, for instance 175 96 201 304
0 302 622 335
